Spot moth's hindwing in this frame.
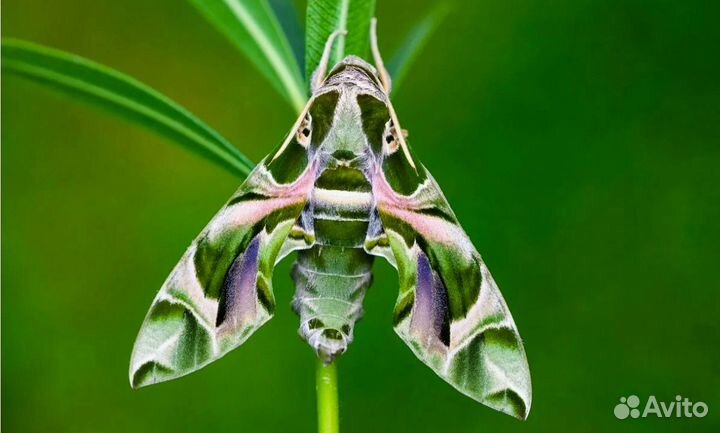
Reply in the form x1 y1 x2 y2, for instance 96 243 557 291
369 154 532 419
129 138 315 388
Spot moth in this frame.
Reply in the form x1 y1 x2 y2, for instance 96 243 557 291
130 20 532 419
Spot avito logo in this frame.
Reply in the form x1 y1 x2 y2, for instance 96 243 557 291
614 395 708 420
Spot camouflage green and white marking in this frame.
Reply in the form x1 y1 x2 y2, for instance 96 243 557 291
130 24 532 420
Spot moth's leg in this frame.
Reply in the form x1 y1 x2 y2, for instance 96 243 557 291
370 18 392 94
311 30 347 93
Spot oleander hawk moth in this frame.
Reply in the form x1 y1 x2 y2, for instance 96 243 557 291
130 22 532 419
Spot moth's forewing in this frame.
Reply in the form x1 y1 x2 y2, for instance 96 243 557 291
129 127 315 388
364 102 532 419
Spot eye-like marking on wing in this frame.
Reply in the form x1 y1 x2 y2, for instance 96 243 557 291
129 130 317 388
367 157 532 419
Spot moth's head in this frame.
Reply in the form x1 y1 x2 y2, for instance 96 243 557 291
293 56 410 169
319 56 386 98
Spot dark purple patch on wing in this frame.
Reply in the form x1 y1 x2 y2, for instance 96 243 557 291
216 236 261 327
410 252 450 346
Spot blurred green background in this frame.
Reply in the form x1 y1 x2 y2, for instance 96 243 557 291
3 1 720 432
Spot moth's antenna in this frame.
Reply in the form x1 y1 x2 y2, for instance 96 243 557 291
370 18 392 94
370 18 415 170
311 30 347 93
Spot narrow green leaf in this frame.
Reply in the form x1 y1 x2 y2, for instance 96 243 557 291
2 38 254 177
269 0 305 78
191 0 306 113
305 0 376 85
388 5 449 93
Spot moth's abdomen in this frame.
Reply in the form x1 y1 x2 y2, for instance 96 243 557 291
291 169 375 363
292 246 373 362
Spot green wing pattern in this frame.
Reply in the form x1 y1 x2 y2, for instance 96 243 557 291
129 153 315 388
369 161 532 419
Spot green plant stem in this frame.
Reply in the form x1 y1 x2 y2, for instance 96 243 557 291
316 359 339 433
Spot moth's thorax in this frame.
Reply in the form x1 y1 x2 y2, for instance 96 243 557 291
317 91 370 162
314 80 381 177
